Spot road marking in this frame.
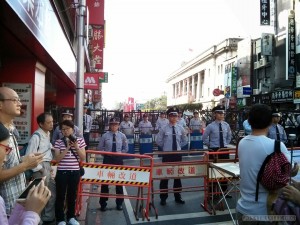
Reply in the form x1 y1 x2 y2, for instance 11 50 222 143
123 188 235 224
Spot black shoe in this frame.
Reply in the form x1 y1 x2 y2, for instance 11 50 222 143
175 198 185 204
42 220 56 225
100 204 107 211
116 205 123 210
225 194 233 199
160 199 166 206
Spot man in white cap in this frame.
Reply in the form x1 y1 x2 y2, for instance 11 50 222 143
52 109 82 145
267 109 287 144
156 107 188 206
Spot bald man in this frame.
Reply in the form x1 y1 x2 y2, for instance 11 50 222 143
0 87 43 215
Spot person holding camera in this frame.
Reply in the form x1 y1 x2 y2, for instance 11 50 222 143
53 120 86 225
97 117 128 211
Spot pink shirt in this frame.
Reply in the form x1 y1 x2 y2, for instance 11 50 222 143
0 196 40 225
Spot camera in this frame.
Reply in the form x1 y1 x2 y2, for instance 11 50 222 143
68 134 77 143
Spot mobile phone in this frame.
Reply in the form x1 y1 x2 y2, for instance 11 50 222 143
18 178 43 199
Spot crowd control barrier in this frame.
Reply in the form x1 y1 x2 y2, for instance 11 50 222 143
200 149 238 215
75 150 154 221
144 150 208 219
139 134 153 154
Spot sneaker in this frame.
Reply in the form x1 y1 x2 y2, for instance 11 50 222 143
57 222 66 225
68 218 79 225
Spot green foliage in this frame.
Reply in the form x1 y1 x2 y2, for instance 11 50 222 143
144 95 167 110
173 103 203 112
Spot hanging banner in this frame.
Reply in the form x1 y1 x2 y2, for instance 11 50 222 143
86 0 105 25
2 83 32 145
286 11 296 80
90 25 104 69
260 0 270 25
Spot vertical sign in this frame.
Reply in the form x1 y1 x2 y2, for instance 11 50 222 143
86 0 105 25
90 25 104 69
287 11 296 80
260 0 270 25
231 67 238 96
3 83 32 145
261 33 273 55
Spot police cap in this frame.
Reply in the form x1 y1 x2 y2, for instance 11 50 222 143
166 107 179 116
272 109 281 117
62 109 73 117
212 105 225 114
109 117 120 124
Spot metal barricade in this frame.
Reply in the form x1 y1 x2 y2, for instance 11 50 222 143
143 151 208 219
75 150 154 221
201 149 239 216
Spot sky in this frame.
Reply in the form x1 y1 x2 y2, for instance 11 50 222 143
102 0 271 109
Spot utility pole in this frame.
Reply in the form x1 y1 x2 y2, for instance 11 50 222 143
75 0 85 131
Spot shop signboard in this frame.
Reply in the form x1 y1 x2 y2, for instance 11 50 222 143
86 0 105 25
2 83 32 145
287 12 296 80
271 89 293 103
294 90 300 103
231 67 237 96
90 25 104 70
84 73 101 90
260 0 270 25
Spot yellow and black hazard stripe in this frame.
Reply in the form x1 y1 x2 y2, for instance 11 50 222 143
81 178 148 186
83 165 150 172
208 177 236 181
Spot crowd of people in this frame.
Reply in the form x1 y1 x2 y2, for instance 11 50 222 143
0 85 299 225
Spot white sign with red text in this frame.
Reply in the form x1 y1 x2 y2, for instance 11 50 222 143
153 164 207 179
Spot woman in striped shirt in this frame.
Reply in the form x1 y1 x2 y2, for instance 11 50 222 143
54 120 86 225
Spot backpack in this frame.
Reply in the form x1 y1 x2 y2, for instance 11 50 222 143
21 133 41 181
255 140 291 201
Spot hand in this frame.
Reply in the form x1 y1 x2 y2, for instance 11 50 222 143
22 153 44 170
282 185 300 205
24 180 51 214
291 163 299 177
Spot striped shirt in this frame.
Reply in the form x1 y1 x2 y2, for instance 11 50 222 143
54 137 86 171
0 134 26 215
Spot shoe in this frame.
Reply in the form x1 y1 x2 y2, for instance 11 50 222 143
160 199 166 206
175 198 185 204
57 222 66 225
100 205 107 211
42 220 56 225
116 205 123 210
68 218 79 225
225 194 233 199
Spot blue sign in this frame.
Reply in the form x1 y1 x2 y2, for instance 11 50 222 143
243 87 252 95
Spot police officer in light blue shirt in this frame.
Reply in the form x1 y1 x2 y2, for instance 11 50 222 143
202 105 232 151
97 117 128 211
156 107 188 206
267 110 287 144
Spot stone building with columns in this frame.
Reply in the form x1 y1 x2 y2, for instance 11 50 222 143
166 38 243 110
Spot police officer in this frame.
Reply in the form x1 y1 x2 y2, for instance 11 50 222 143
189 110 206 133
202 105 232 155
52 109 82 145
119 114 135 135
155 112 169 131
83 106 93 150
268 110 287 144
138 114 153 135
202 105 232 197
156 107 188 206
177 111 187 128
97 117 128 211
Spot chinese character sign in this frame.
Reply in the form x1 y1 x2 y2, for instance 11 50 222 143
287 13 296 80
86 0 105 25
90 25 104 69
260 0 270 25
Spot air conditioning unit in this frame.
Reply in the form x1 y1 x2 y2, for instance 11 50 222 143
254 62 259 69
259 58 267 66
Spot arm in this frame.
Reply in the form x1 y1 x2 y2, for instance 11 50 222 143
51 127 59 145
202 126 210 146
97 135 105 150
71 138 86 161
0 153 44 183
155 129 164 147
53 141 69 162
74 126 83 138
180 127 188 147
0 197 9 225
225 124 232 146
26 134 42 172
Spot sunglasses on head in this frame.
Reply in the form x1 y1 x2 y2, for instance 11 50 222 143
0 144 12 155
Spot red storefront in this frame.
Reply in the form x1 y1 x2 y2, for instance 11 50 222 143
0 0 93 144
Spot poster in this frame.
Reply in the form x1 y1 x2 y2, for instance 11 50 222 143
3 83 32 144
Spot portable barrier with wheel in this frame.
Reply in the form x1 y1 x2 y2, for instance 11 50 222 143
139 134 153 154
190 130 203 150
201 149 239 215
75 150 154 221
143 151 208 219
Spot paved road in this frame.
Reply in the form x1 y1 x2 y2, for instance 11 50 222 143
77 155 238 225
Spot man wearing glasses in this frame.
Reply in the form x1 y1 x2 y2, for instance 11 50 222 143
0 87 44 215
